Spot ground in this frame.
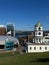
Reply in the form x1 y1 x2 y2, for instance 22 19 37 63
0 52 49 65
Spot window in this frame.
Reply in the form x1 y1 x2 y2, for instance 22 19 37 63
45 41 46 43
39 38 41 42
39 27 41 31
40 47 41 50
45 37 49 39
30 47 32 50
34 47 36 50
45 47 47 50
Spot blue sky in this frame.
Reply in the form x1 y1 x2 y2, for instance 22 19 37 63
0 0 49 31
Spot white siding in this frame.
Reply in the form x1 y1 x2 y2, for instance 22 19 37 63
0 40 5 45
35 27 43 31
35 31 43 36
28 45 49 53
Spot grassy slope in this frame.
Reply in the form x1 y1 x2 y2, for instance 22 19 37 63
0 52 49 65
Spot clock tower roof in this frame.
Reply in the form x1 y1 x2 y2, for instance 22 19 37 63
35 21 42 27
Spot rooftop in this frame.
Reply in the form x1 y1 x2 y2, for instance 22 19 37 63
35 21 42 27
27 42 49 45
0 36 19 43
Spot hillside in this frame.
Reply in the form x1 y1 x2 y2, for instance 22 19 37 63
15 30 33 37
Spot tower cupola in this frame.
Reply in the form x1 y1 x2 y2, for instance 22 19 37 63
34 21 43 43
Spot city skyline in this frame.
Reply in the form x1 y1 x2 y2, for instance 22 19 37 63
0 0 49 31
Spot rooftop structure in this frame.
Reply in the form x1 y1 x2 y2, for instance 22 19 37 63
35 21 42 27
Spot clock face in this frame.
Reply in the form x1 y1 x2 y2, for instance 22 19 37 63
38 32 41 35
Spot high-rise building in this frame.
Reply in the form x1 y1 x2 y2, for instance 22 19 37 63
7 24 14 36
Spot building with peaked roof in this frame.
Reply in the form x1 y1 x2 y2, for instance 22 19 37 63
25 22 49 53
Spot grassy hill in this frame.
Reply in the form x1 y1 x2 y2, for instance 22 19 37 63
0 52 49 65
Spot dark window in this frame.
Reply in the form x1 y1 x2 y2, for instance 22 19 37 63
6 46 13 48
45 47 47 50
30 47 32 50
34 47 36 50
39 38 41 42
45 41 46 43
0 45 4 49
40 47 41 50
45 37 49 39
39 27 41 31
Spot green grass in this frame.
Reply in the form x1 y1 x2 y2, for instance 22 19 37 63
0 52 49 65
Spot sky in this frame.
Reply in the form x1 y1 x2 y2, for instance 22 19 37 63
0 0 49 31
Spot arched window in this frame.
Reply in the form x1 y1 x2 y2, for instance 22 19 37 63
39 27 41 31
30 47 32 50
40 47 41 50
34 47 36 50
45 47 47 50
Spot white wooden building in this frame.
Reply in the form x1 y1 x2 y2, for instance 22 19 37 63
26 22 49 53
26 43 49 53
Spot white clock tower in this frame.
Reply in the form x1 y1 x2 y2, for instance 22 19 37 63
34 22 43 43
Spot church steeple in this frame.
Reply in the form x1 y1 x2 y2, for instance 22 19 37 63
34 21 43 43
